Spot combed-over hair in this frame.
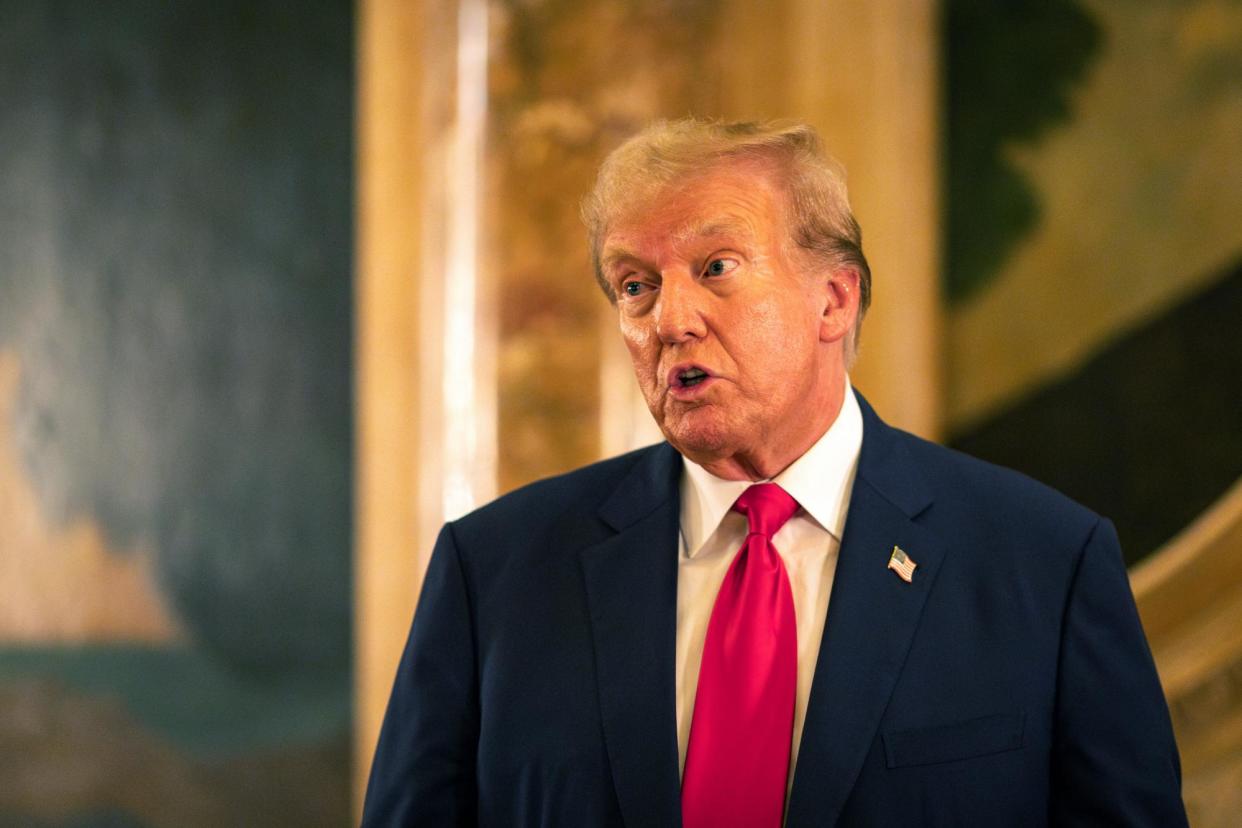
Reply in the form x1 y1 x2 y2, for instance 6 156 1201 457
582 118 872 360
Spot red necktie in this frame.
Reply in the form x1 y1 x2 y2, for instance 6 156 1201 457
682 483 799 828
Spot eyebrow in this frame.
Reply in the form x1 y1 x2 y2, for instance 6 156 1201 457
600 247 641 273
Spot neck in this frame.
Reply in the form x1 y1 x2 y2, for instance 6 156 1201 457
695 380 847 482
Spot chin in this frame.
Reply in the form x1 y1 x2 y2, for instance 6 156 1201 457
660 415 738 463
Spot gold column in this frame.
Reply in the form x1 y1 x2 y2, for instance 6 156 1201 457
354 0 427 812
356 0 497 810
800 0 941 440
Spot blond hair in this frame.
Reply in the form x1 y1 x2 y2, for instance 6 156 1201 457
582 118 872 359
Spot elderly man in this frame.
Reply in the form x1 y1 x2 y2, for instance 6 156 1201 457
362 120 1186 827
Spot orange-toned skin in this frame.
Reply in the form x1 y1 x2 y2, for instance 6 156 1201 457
599 161 861 481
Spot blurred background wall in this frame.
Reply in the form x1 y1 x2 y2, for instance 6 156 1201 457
2 0 1238 825
0 1 354 825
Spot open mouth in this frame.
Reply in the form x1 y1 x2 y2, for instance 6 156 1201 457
670 365 712 390
679 368 708 387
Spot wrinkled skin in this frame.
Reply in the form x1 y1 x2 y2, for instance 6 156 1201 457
599 161 860 481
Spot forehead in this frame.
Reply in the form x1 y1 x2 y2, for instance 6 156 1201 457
601 162 785 256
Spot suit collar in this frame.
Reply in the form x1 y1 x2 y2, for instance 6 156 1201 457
786 394 946 827
597 442 682 531
582 443 684 827
851 391 934 520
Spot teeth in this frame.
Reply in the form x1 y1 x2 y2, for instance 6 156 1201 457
678 368 708 388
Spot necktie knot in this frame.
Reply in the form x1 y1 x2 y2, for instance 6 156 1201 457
733 483 799 538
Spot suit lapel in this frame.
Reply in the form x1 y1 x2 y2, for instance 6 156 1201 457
580 444 683 827
786 397 948 828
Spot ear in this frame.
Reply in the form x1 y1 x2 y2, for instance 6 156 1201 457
818 266 860 345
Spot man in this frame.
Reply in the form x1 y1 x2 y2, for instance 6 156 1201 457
362 120 1186 826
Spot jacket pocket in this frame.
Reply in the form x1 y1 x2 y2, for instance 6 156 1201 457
883 712 1025 768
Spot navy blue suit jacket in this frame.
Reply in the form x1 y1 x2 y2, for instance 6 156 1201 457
362 395 1186 826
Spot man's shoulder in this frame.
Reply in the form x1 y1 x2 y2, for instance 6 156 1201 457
449 442 672 542
875 417 1102 546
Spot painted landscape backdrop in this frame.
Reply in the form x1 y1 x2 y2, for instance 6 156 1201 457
943 0 1242 564
0 2 354 825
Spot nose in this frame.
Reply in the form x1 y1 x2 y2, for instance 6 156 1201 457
654 277 708 344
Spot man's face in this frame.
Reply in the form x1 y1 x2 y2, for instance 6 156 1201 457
598 162 854 479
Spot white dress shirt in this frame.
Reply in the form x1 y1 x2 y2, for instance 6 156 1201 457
675 382 864 790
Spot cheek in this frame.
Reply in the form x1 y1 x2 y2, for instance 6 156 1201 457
733 299 818 375
738 300 798 348
619 320 658 374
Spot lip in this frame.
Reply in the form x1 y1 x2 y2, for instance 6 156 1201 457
666 363 717 400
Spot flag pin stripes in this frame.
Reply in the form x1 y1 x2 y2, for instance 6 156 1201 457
887 545 916 583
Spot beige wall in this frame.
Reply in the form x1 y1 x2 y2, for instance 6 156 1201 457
354 0 428 810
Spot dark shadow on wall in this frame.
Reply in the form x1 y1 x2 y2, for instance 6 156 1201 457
950 259 1242 567
941 0 1103 303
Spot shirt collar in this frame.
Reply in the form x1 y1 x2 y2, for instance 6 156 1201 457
679 379 864 558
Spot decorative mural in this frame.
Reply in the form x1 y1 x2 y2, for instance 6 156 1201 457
943 0 1242 563
0 2 353 825
943 0 1104 305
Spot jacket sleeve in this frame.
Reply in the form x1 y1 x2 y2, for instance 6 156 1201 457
361 523 479 827
1050 517 1188 826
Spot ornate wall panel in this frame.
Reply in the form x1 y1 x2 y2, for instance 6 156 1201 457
1133 480 1242 826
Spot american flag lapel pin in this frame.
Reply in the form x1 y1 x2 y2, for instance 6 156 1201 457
887 545 916 583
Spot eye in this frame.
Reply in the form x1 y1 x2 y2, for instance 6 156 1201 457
622 279 649 297
704 257 738 277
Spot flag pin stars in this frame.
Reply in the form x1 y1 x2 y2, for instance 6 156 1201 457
887 545 917 583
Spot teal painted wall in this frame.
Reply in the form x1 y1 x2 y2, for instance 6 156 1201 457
0 2 354 825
